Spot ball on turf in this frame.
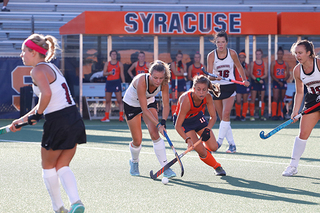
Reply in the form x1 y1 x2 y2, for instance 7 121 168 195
162 177 169 185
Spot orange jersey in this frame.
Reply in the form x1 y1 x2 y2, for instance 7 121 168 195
135 62 148 75
175 91 207 119
171 61 185 80
191 64 204 78
106 61 121 81
273 60 287 79
235 62 248 81
252 61 265 78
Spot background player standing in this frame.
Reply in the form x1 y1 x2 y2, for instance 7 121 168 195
127 51 150 79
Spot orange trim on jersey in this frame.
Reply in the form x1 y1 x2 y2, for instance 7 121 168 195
191 64 204 78
171 61 185 80
235 63 248 81
106 61 121 81
273 60 286 79
252 61 264 78
175 91 207 119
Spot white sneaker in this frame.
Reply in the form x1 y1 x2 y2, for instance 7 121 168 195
282 165 298 176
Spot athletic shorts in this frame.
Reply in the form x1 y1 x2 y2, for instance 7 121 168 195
124 101 157 121
251 79 266 91
173 111 208 133
273 79 287 90
212 83 237 100
236 84 250 94
42 105 87 150
304 93 320 114
171 78 187 93
105 79 121 93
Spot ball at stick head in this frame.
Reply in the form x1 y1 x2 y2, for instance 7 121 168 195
161 177 169 185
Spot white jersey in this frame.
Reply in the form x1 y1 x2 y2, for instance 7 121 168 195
123 73 161 107
300 58 320 95
211 48 235 85
32 62 75 114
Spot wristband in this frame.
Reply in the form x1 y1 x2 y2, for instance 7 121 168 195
185 137 191 143
156 123 161 129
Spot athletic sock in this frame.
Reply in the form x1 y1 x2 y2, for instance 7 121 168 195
152 137 167 167
272 102 277 117
290 136 307 168
261 102 265 116
199 150 221 169
119 111 124 120
235 103 241 117
250 103 255 116
104 112 109 119
225 126 235 146
217 120 230 145
242 102 249 118
278 102 284 117
129 142 142 163
57 166 80 205
42 168 64 211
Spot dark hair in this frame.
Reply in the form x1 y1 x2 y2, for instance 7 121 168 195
139 51 145 55
290 40 316 58
109 49 117 56
176 50 183 57
192 75 220 97
256 48 263 54
278 46 284 53
211 30 228 44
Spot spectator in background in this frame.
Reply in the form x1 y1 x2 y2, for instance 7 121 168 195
170 51 187 118
270 47 290 120
1 0 10 12
188 52 206 88
234 50 250 121
127 51 150 79
249 49 268 121
101 50 125 122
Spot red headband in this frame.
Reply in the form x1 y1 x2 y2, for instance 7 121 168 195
25 39 47 55
239 52 246 57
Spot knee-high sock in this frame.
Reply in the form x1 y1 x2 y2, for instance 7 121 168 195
242 102 249 118
235 103 241 117
272 102 277 117
129 142 142 163
199 150 221 169
278 102 284 117
57 166 80 205
43 168 64 211
290 136 307 168
225 126 235 146
153 137 167 167
250 103 255 116
217 120 230 144
261 102 265 116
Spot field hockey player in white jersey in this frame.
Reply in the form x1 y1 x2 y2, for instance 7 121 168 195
207 30 250 153
9 34 86 213
123 60 176 178
282 40 320 177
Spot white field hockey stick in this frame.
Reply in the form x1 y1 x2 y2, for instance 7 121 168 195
201 67 246 86
260 100 320 139
0 122 29 135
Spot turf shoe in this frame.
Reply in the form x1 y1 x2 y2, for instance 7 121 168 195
129 160 140 176
100 116 110 122
226 145 236 153
282 166 298 176
215 166 226 176
240 116 246 121
163 168 176 178
69 200 85 213
250 116 255 121
55 206 68 213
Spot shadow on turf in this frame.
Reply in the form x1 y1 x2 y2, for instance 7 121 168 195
164 176 319 205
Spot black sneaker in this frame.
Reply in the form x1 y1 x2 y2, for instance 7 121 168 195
1 7 10 12
215 166 226 176
234 116 241 121
240 116 246 121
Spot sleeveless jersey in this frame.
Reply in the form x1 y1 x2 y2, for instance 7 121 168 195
212 48 235 85
235 62 248 81
191 64 204 78
273 60 287 79
123 73 161 107
252 61 265 78
32 62 75 115
175 91 207 119
300 59 320 95
171 61 185 80
135 62 148 75
106 61 120 81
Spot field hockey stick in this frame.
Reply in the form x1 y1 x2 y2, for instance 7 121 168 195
150 138 203 180
175 62 178 100
201 67 245 86
0 122 29 135
163 131 184 177
260 101 320 139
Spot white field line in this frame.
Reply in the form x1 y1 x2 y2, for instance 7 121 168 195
1 139 320 168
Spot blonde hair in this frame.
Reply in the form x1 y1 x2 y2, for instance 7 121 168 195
149 60 171 85
23 34 59 62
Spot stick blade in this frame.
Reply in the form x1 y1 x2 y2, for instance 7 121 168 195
149 170 157 180
259 131 268 139
0 126 10 135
